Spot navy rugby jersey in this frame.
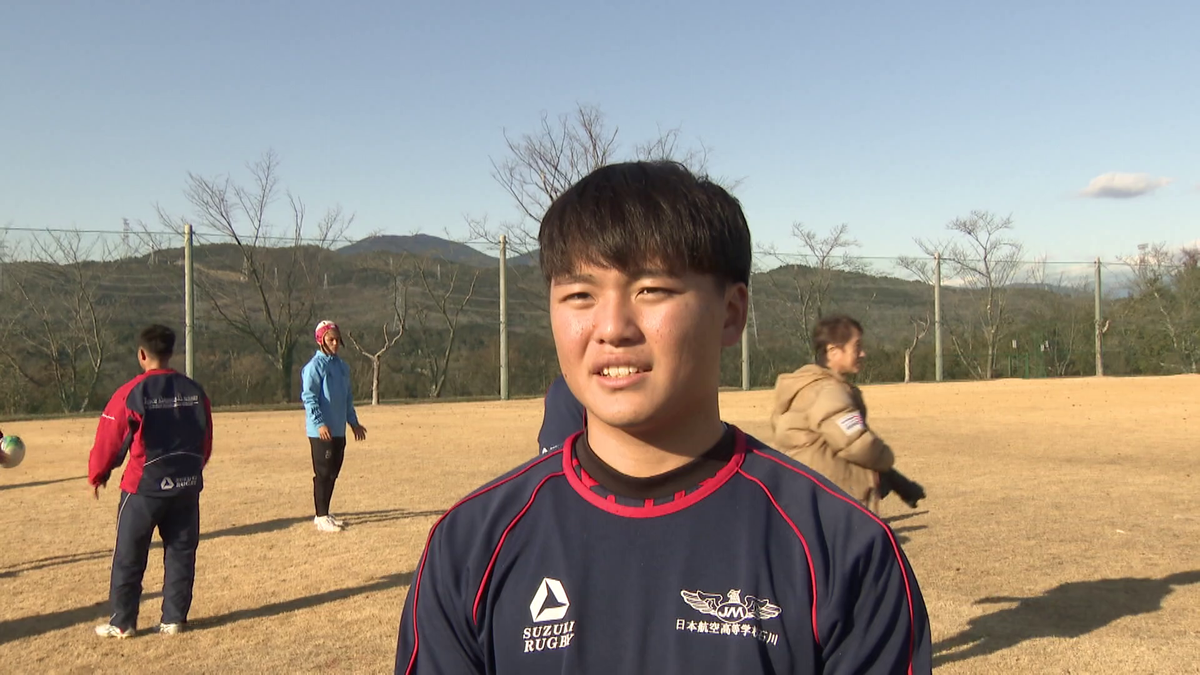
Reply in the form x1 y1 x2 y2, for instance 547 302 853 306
88 369 213 496
395 425 932 674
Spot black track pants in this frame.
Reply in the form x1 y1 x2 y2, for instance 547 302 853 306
109 490 201 630
310 436 347 517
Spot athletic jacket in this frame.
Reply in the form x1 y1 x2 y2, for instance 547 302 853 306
88 369 213 497
537 375 585 455
301 350 359 438
771 364 895 504
395 426 932 674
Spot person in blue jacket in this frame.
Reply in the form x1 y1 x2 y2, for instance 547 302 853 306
301 320 366 532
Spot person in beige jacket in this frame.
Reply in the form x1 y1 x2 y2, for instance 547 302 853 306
770 315 925 512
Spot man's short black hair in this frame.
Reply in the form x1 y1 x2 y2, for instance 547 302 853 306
138 324 176 360
538 161 751 287
812 315 863 367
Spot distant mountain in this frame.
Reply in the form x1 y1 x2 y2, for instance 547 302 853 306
336 234 539 267
511 249 539 266
336 234 495 266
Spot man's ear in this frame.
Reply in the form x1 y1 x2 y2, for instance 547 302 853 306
720 282 750 348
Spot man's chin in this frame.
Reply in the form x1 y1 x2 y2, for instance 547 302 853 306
586 409 658 434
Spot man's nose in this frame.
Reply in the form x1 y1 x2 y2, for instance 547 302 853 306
593 295 643 346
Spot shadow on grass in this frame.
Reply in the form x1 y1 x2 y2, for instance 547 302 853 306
0 475 88 492
934 570 1200 667
0 508 442 580
0 510 435 643
883 510 928 525
190 571 414 631
892 524 928 546
0 570 417 646
0 550 112 580
0 591 162 646
203 507 444 539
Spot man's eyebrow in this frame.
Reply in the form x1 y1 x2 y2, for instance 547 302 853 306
630 268 678 279
552 267 681 286
554 273 597 285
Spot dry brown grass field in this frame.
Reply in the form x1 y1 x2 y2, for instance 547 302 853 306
2 375 1198 674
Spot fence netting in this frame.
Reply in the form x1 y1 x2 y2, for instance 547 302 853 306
0 225 1196 417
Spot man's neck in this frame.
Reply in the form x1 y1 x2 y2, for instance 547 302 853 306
584 407 727 478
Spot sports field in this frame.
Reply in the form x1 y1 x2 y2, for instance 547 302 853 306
2 375 1198 674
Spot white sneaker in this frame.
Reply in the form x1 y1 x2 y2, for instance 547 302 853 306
158 623 183 635
314 515 342 532
327 514 345 527
95 623 135 638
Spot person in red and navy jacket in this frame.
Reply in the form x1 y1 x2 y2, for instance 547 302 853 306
89 324 213 639
394 162 932 674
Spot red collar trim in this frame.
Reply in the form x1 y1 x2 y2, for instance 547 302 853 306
561 426 747 519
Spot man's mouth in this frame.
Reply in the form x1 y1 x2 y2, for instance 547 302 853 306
600 365 643 378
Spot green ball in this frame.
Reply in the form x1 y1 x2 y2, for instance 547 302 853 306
1 435 26 469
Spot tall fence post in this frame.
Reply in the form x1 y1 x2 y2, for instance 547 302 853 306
934 252 943 382
498 234 509 400
741 280 751 391
1094 257 1104 377
184 223 195 379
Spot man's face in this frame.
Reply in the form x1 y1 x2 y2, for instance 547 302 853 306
549 263 747 435
322 331 341 355
827 330 865 375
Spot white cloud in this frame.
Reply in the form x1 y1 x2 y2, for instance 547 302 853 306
1079 172 1173 199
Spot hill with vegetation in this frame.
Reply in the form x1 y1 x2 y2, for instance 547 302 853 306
0 232 1193 418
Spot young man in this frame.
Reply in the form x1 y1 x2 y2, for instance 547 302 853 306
770 315 926 512
301 320 366 532
89 324 213 638
536 373 584 455
395 161 932 674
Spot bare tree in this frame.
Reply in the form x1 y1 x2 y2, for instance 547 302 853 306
1118 243 1200 373
155 150 353 402
1024 257 1094 377
467 103 736 315
346 255 410 405
904 314 932 383
410 257 480 398
910 211 1025 380
762 223 867 360
1 231 113 412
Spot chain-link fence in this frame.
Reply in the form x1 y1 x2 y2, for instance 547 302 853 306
0 225 1196 418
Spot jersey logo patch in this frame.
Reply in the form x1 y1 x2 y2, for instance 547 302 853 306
681 589 781 624
677 589 782 646
836 411 866 436
522 578 576 654
530 577 570 622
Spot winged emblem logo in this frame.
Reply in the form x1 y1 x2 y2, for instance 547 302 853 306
680 589 782 624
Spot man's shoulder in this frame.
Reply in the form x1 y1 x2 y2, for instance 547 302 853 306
738 435 912 587
125 371 210 413
740 434 834 488
739 434 886 534
107 372 150 405
431 451 565 543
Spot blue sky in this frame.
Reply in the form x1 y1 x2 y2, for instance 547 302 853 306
2 0 1196 266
